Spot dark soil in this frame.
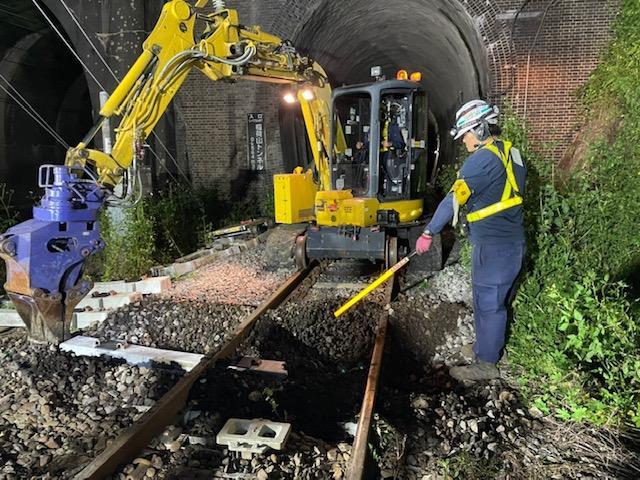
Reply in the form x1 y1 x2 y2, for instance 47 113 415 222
186 299 382 443
388 299 466 364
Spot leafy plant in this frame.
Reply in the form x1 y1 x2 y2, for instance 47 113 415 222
100 201 156 281
438 452 499 480
503 1 640 426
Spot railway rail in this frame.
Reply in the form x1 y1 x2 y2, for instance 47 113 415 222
74 259 397 480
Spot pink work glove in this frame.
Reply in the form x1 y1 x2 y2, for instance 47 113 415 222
415 234 433 255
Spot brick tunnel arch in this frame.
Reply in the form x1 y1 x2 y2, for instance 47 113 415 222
279 0 514 167
0 3 93 215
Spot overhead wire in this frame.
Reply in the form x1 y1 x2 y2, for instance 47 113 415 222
31 0 104 90
29 0 196 207
0 72 70 149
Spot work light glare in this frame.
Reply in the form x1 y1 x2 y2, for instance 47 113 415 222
283 92 297 104
301 89 315 101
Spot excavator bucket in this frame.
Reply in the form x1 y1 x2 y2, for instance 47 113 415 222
6 280 92 344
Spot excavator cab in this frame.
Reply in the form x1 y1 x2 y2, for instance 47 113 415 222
297 79 430 268
330 81 428 202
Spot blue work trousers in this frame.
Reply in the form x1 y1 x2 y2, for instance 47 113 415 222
471 242 525 363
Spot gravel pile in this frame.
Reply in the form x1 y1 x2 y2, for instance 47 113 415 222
432 309 475 366
421 263 473 307
119 428 352 479
373 378 541 479
410 381 538 461
0 330 179 479
87 298 250 354
167 244 294 306
256 298 379 367
377 376 638 479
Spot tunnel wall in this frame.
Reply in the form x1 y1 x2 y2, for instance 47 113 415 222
496 0 620 160
1 0 622 207
176 0 620 196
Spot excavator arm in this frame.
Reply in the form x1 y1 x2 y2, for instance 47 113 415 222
0 0 332 343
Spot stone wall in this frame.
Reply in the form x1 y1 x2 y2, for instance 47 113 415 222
0 0 622 205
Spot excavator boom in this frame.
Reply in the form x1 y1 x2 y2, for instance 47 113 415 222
0 0 332 343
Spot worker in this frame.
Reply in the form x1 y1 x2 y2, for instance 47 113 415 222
353 140 369 191
415 100 526 381
354 140 368 163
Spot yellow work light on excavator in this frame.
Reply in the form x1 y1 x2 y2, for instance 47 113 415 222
396 69 409 80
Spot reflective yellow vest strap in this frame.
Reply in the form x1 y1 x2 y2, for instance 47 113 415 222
380 120 390 152
467 196 523 222
467 140 523 223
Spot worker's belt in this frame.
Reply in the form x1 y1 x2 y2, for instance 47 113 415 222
466 140 523 223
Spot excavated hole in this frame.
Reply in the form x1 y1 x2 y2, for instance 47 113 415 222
188 298 381 443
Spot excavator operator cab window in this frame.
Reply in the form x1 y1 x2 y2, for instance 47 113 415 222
379 91 411 201
331 92 371 196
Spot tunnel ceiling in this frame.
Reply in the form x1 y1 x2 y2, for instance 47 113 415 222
295 0 491 140
0 1 47 54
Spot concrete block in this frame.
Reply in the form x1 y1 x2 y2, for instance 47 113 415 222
76 297 103 311
220 245 242 258
101 292 143 310
90 280 137 295
75 311 110 329
134 276 172 294
151 264 175 278
217 419 291 459
60 336 204 371
172 261 196 277
0 309 24 327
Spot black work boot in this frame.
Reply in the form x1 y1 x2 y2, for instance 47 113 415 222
449 360 500 382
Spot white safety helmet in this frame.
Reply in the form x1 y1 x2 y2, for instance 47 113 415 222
450 99 499 140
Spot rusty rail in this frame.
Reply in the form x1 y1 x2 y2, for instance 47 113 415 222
75 261 318 480
347 274 395 480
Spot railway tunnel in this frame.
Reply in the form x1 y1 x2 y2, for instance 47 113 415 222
0 1 93 215
280 0 493 169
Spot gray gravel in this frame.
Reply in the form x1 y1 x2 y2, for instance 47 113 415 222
0 330 179 479
87 298 251 354
422 263 473 307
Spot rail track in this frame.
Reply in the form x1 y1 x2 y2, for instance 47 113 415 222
74 259 397 480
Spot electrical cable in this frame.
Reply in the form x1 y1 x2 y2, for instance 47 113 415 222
57 0 118 85
0 73 70 149
31 0 105 90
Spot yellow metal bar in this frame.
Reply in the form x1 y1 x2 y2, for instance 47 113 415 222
100 50 154 117
334 252 416 318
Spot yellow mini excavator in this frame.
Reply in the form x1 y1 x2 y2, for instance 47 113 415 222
0 0 436 343
274 69 433 269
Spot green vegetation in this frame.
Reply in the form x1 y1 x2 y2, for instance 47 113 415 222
100 200 156 282
0 184 18 233
438 453 499 480
506 0 640 427
98 182 274 281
